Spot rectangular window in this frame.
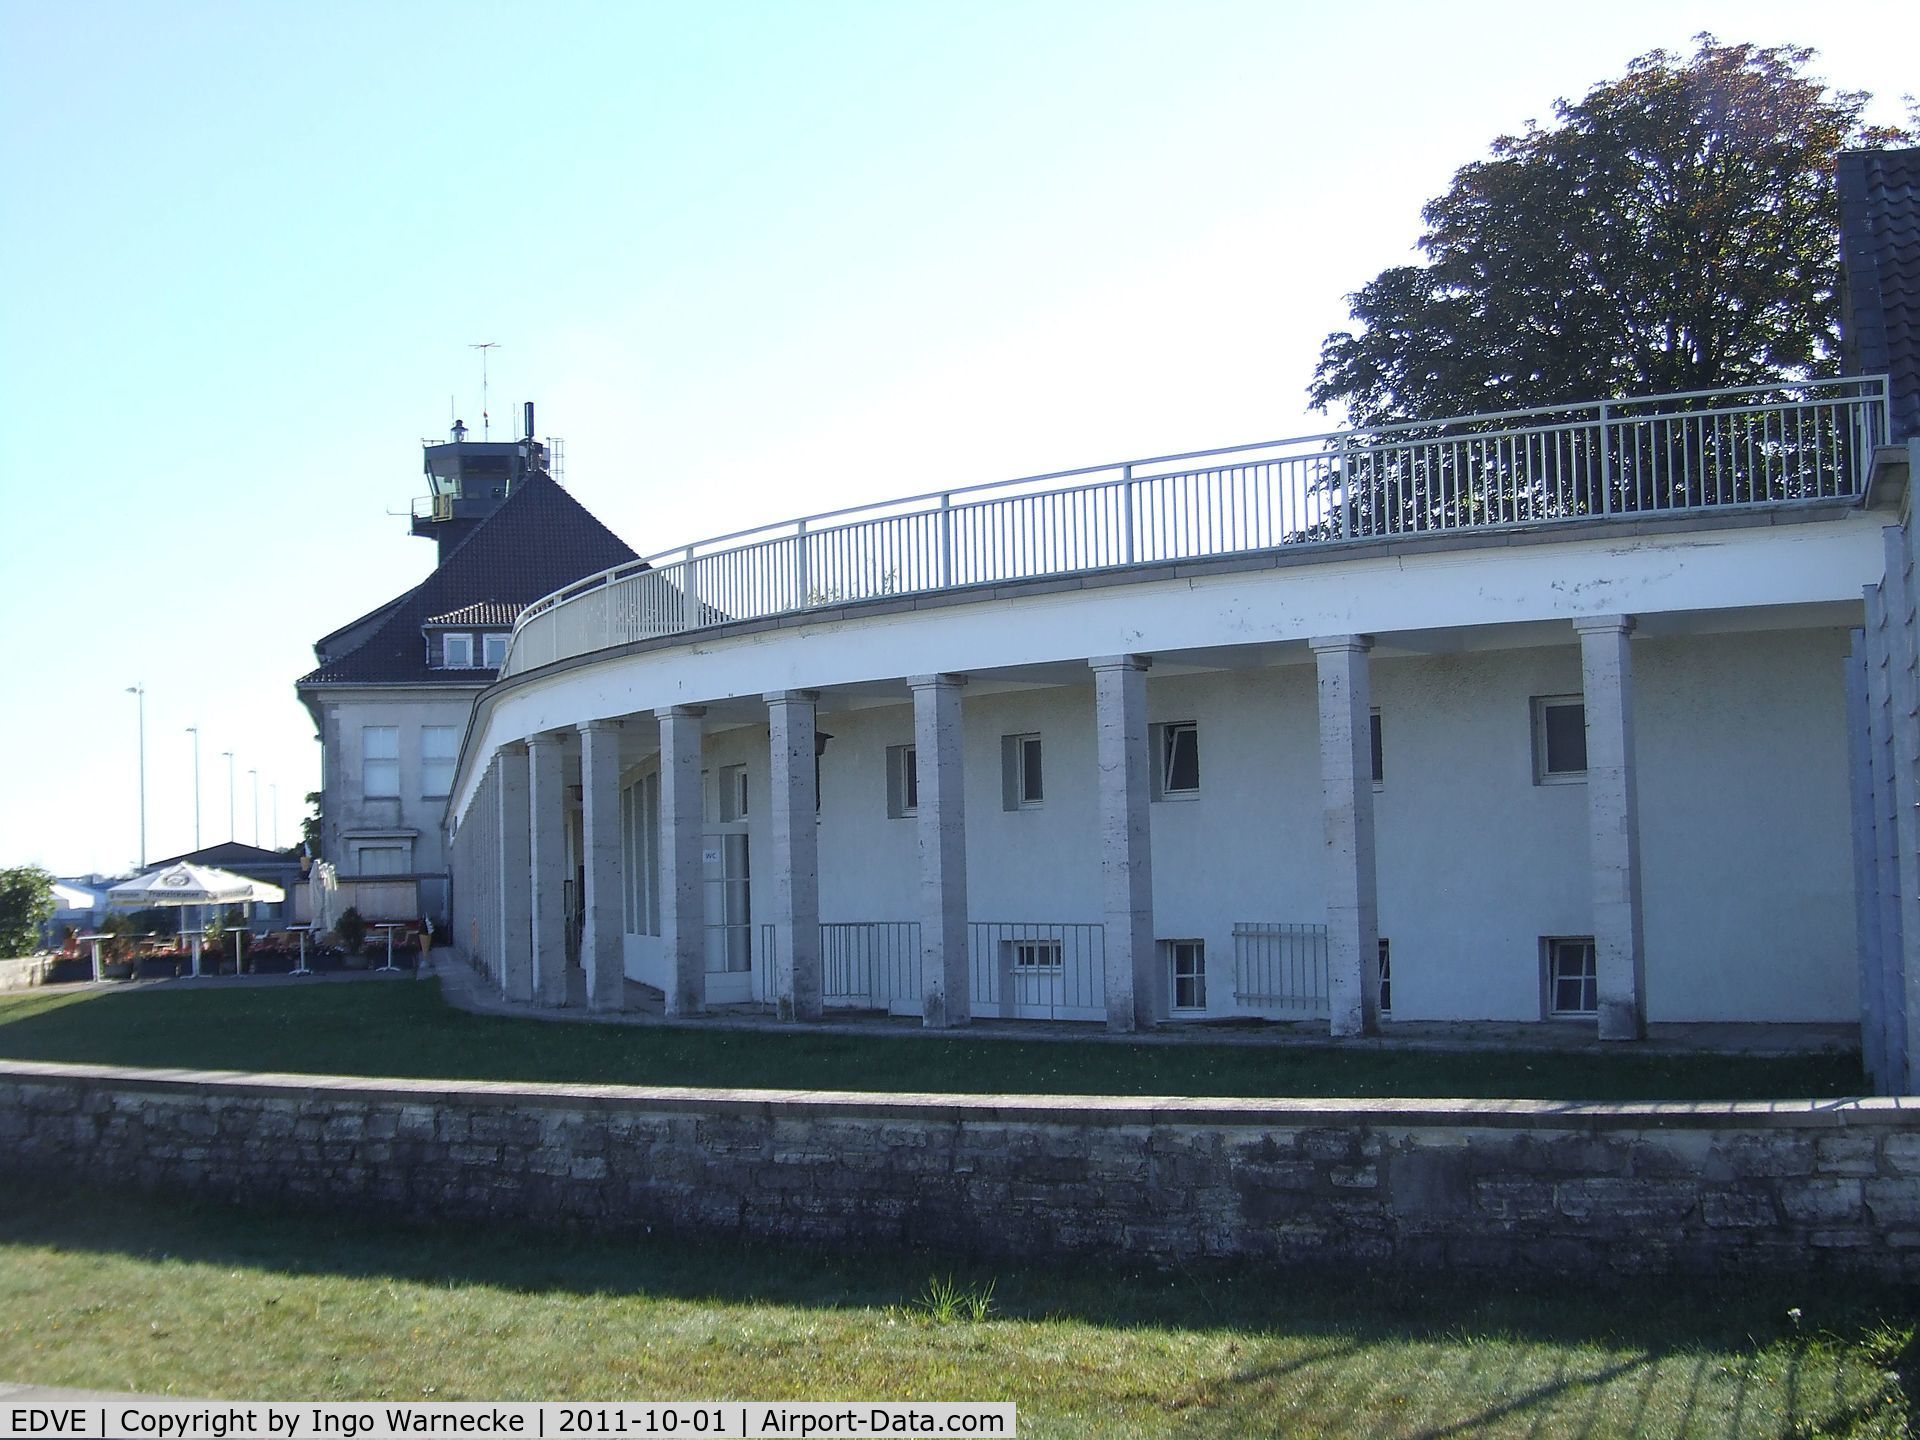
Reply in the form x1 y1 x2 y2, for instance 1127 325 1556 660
420 726 457 798
1150 721 1200 799
1532 696 1587 782
1169 939 1206 1012
1012 939 1063 970
442 633 474 669
886 744 918 818
356 844 405 877
1370 709 1384 786
1001 733 1043 809
1378 937 1391 1016
482 633 509 669
362 726 399 798
621 771 661 936
718 764 748 822
1545 936 1598 1017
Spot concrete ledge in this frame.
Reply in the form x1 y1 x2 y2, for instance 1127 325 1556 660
1 1059 1910 1131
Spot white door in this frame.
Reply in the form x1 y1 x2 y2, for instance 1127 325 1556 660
703 831 753 1002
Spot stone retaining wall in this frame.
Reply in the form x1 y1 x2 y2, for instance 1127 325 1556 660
0 957 46 991
2 1061 1916 1277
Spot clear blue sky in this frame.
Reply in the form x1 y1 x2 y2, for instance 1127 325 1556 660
1 0 1912 876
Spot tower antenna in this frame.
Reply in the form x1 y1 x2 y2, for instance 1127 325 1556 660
469 342 500 439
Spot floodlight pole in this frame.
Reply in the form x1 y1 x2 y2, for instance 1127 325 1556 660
222 752 236 842
125 684 146 868
186 726 202 850
249 769 260 847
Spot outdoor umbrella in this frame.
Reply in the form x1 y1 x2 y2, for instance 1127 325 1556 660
107 863 286 976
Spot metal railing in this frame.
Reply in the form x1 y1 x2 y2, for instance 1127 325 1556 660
969 921 1106 1022
820 920 921 1010
503 378 1889 677
1233 922 1329 1018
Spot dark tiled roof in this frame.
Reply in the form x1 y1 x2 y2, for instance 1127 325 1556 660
299 475 639 686
145 842 305 877
425 601 525 628
1839 147 1920 443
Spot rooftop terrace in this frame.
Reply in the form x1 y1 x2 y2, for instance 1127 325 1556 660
506 377 1893 678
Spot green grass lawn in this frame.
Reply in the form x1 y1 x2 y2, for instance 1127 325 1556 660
0 981 1866 1100
0 1176 1912 1436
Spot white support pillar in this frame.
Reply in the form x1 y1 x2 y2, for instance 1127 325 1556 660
527 731 570 1007
1845 632 1889 1093
495 742 533 1003
1865 586 1910 1090
766 691 822 1021
1879 522 1920 1094
579 719 626 1013
910 674 970 1029
658 706 707 1018
1574 615 1646 1041
1091 655 1156 1032
1310 636 1380 1038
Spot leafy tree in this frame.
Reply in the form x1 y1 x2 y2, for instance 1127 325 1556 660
1311 37 1911 430
301 790 323 858
0 865 57 957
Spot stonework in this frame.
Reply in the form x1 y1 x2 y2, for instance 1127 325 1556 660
2 1061 1915 1277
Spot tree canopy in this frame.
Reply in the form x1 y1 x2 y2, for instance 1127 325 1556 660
0 865 56 958
1310 37 1911 429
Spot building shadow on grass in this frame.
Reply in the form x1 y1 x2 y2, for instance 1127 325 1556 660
1 1173 1911 1432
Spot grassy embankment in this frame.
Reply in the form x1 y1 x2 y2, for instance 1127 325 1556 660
0 980 1867 1100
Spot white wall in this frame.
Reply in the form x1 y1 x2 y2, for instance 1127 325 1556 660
319 689 478 881
603 629 1857 1025
455 514 1882 824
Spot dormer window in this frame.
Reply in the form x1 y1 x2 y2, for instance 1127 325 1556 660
442 633 474 669
483 633 509 669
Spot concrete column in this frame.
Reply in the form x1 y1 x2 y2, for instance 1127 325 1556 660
1865 586 1910 1092
1310 636 1380 1038
578 719 626 1013
1879 522 1920 1094
495 742 532 1003
910 674 970 1028
658 706 707 1017
1574 615 1646 1041
1844 635 1883 1090
1091 656 1156 1032
766 691 822 1021
527 731 570 1007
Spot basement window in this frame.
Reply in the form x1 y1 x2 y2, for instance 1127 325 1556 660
1168 939 1206 1012
1012 940 1063 971
1544 936 1598 1018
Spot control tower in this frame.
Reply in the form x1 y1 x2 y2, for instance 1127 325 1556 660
413 401 555 562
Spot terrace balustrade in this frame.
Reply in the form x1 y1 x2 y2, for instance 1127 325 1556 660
505 378 1891 677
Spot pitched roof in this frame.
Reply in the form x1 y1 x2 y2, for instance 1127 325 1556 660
146 841 303 874
424 601 525 628
1839 147 1920 443
299 474 639 686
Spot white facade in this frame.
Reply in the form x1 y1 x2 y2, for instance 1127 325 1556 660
438 382 1916 1086
447 508 1882 1030
314 685 481 913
